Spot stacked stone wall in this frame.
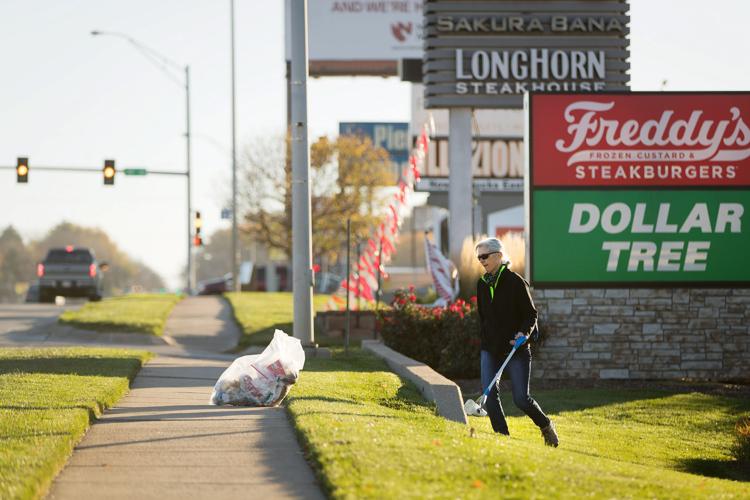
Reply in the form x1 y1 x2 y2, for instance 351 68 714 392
531 288 749 380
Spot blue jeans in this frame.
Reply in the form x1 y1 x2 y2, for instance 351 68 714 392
480 348 550 435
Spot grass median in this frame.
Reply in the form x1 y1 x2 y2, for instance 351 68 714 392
287 349 750 499
224 292 330 350
59 294 182 336
0 347 151 500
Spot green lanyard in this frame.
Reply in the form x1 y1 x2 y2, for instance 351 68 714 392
484 264 506 302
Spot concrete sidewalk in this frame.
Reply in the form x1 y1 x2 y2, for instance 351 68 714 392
45 296 324 499
48 355 324 500
0 296 241 353
163 296 241 353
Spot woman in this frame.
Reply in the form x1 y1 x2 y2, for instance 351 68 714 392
475 237 558 447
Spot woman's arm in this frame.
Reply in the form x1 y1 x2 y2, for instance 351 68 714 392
515 275 538 337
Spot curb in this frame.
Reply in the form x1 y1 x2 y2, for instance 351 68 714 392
48 323 173 345
362 340 468 425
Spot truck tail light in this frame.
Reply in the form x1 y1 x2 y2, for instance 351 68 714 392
37 263 45 277
89 264 96 278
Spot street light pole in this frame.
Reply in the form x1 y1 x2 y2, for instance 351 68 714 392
91 30 194 293
185 66 194 294
230 0 240 292
290 0 314 345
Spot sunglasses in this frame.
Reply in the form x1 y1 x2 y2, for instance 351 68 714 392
477 251 499 261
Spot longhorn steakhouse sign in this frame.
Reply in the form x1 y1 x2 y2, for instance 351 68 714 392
525 92 750 286
423 0 630 108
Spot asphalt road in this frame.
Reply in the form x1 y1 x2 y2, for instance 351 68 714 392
0 301 82 344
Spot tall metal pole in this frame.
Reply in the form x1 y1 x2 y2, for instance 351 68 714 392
356 242 361 320
186 66 194 294
230 0 240 292
448 108 473 265
345 219 351 353
374 237 383 340
290 0 314 345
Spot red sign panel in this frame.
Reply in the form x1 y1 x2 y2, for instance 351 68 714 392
530 93 750 187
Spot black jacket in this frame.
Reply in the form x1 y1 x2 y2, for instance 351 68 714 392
476 267 538 358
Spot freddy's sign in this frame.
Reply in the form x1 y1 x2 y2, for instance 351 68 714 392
526 93 750 285
531 93 750 186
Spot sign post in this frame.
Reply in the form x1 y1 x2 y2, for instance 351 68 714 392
290 0 315 345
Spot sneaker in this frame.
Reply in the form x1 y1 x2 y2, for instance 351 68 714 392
541 421 559 447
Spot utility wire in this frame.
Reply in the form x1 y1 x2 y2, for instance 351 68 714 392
129 42 184 88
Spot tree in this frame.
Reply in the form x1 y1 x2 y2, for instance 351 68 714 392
0 227 34 302
238 134 395 264
0 222 166 302
194 227 255 282
30 222 165 296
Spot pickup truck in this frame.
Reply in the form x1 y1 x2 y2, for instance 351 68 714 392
37 247 104 302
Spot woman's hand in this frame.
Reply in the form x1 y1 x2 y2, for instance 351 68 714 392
509 332 528 346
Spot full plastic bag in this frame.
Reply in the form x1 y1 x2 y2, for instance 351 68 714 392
210 329 306 406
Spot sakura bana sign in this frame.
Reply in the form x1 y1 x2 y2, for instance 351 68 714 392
525 92 750 286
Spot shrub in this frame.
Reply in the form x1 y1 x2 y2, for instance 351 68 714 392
458 236 485 300
378 288 480 378
438 296 480 377
501 231 526 276
458 233 527 299
734 416 750 466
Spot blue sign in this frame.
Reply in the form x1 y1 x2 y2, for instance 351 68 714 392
339 122 410 163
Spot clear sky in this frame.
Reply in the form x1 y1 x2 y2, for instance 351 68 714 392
2 0 749 289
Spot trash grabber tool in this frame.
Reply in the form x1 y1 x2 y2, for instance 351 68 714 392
477 335 527 408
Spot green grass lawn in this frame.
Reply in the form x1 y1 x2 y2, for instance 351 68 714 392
287 349 750 499
225 292 331 349
0 347 151 500
59 294 182 336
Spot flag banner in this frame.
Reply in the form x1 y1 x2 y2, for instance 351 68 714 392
327 126 431 310
424 233 459 305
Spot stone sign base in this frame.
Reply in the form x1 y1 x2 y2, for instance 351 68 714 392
531 288 749 381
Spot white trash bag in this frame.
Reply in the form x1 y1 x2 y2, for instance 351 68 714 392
210 329 305 406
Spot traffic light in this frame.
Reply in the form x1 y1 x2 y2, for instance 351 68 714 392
193 210 203 246
16 157 28 183
103 159 115 185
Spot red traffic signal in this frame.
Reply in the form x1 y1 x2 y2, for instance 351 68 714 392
17 157 29 183
193 211 203 246
103 159 115 185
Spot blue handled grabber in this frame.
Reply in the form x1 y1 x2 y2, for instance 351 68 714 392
477 335 527 409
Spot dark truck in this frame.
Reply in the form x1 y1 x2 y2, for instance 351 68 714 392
37 247 104 302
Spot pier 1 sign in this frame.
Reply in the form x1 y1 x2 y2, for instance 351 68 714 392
525 92 750 286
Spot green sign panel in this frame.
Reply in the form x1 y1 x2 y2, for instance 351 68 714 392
123 168 147 176
532 190 750 284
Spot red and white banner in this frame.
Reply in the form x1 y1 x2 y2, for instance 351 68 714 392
530 93 750 187
326 126 430 311
424 234 458 304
